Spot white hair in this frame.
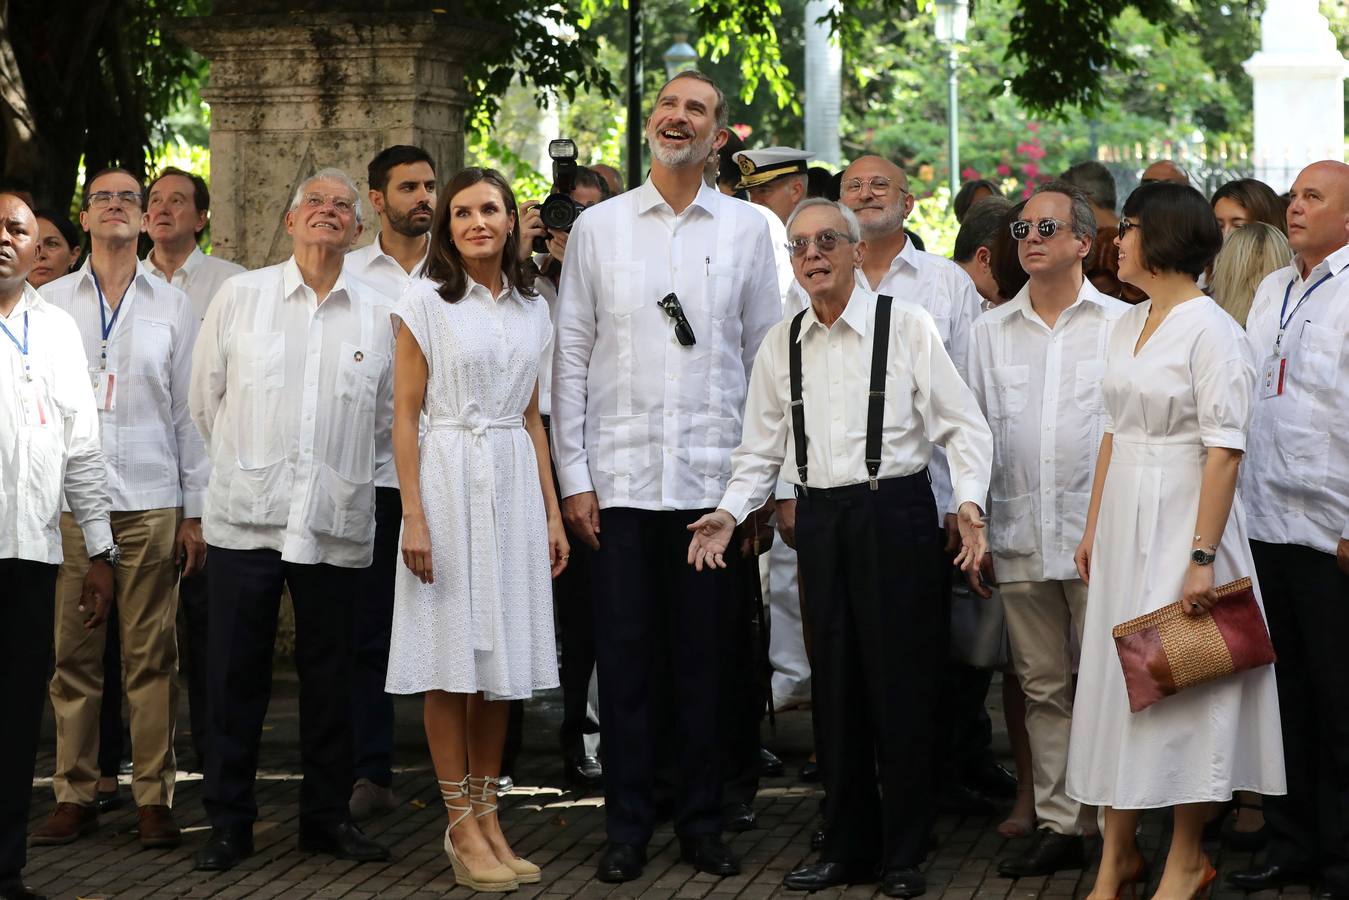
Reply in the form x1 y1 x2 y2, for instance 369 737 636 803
289 167 363 225
785 198 861 242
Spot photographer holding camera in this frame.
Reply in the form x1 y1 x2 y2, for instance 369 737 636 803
513 145 613 793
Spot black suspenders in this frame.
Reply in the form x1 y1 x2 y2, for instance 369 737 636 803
788 294 893 493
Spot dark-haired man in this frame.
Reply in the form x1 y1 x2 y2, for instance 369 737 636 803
36 169 208 850
343 144 437 820
954 196 1014 307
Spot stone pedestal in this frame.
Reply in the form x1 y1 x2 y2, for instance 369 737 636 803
176 8 501 268
1243 0 1349 192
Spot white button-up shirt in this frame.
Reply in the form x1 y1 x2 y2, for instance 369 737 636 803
144 246 246 322
41 259 209 517
346 232 428 488
967 278 1129 582
1 285 112 563
189 258 395 567
1241 242 1349 554
719 284 992 523
552 179 782 511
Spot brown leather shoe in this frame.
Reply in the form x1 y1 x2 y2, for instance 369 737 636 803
137 805 181 848
29 803 97 846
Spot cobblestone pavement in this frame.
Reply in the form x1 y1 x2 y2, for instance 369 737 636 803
24 673 1292 899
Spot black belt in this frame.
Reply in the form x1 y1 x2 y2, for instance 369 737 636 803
793 469 927 502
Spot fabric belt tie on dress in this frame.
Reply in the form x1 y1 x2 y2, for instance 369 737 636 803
426 414 524 651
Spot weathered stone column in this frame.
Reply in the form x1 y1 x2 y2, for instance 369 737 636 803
176 5 501 268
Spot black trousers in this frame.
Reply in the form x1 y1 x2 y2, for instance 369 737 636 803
203 546 356 829
352 487 401 788
592 507 738 845
720 555 766 810
798 475 944 871
556 534 599 761
0 558 58 887
178 569 210 772
1253 539 1349 874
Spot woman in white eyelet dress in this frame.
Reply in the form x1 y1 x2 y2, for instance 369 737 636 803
385 167 566 893
1064 183 1284 900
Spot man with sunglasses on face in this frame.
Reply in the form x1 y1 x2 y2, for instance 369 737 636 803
966 182 1127 880
552 70 781 883
35 169 208 851
688 198 992 897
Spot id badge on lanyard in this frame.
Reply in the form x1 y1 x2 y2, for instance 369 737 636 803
1265 270 1335 399
92 272 129 412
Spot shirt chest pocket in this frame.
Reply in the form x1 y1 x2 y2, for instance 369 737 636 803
986 364 1030 421
704 263 739 321
335 343 384 413
601 261 646 317
1074 360 1108 414
1298 323 1343 392
233 331 285 469
133 319 173 385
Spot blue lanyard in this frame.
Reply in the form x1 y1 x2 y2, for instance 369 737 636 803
0 311 31 381
1276 270 1335 352
92 271 131 368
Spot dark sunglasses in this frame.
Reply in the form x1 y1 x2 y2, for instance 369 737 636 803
1009 217 1070 241
1117 219 1142 239
658 293 697 347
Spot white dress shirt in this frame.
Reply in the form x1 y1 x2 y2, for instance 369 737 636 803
1241 242 1349 554
718 283 992 523
967 278 1130 582
1 285 111 563
190 258 395 567
346 232 428 488
552 178 782 511
533 263 561 418
746 199 794 301
41 259 209 517
144 246 246 322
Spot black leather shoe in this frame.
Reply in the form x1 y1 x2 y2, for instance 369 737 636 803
811 829 825 850
1227 863 1315 892
760 747 785 778
723 801 757 832
939 783 998 815
964 762 1018 799
597 843 646 883
297 819 390 862
799 759 821 782
996 829 1086 878
563 755 604 789
681 834 740 877
194 826 254 871
783 860 878 891
0 884 44 900
882 866 928 898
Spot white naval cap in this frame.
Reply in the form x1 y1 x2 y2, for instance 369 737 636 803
732 146 814 190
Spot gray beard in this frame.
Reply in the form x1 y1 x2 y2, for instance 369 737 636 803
856 203 906 241
649 130 717 170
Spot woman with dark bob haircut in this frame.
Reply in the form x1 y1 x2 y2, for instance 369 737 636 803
385 167 568 892
1211 178 1288 238
1065 182 1286 900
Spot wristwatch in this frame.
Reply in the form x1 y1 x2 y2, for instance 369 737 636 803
91 543 122 567
1191 548 1216 567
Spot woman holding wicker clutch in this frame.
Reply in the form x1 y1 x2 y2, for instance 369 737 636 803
1065 182 1285 900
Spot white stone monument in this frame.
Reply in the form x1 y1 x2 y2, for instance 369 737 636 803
804 0 842 167
1244 0 1349 192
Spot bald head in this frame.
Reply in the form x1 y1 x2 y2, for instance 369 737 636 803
0 193 40 310
840 156 913 241
1141 160 1190 186
1287 160 1349 267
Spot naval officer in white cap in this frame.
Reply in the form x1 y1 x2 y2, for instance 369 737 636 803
734 147 814 225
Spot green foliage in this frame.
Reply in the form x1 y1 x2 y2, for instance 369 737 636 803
692 0 798 111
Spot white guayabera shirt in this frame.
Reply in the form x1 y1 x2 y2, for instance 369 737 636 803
145 246 246 323
0 284 111 562
41 258 209 517
966 278 1129 583
190 257 394 567
552 179 782 511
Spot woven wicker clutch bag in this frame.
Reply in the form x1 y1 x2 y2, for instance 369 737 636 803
1112 576 1276 713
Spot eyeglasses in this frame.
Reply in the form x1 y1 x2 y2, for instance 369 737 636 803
1117 219 1142 239
300 192 357 215
658 293 697 347
841 176 905 197
785 229 854 258
1009 217 1071 241
87 191 143 209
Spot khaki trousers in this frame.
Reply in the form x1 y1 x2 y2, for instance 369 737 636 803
1000 578 1090 834
50 508 181 807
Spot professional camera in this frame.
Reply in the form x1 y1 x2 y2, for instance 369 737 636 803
533 139 581 254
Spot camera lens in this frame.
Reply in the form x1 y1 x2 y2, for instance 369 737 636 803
540 195 578 232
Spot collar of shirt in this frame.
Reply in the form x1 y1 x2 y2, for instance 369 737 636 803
75 255 156 294
1293 241 1349 286
635 178 719 221
463 276 523 306
873 232 922 282
282 256 354 308
1005 276 1112 331
145 244 205 282
351 231 429 275
2 283 40 321
798 283 875 341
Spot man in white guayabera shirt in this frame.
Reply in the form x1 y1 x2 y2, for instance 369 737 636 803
189 168 393 873
551 70 780 884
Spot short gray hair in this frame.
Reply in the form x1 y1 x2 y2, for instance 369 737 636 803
785 198 861 243
289 167 363 225
1030 180 1096 241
